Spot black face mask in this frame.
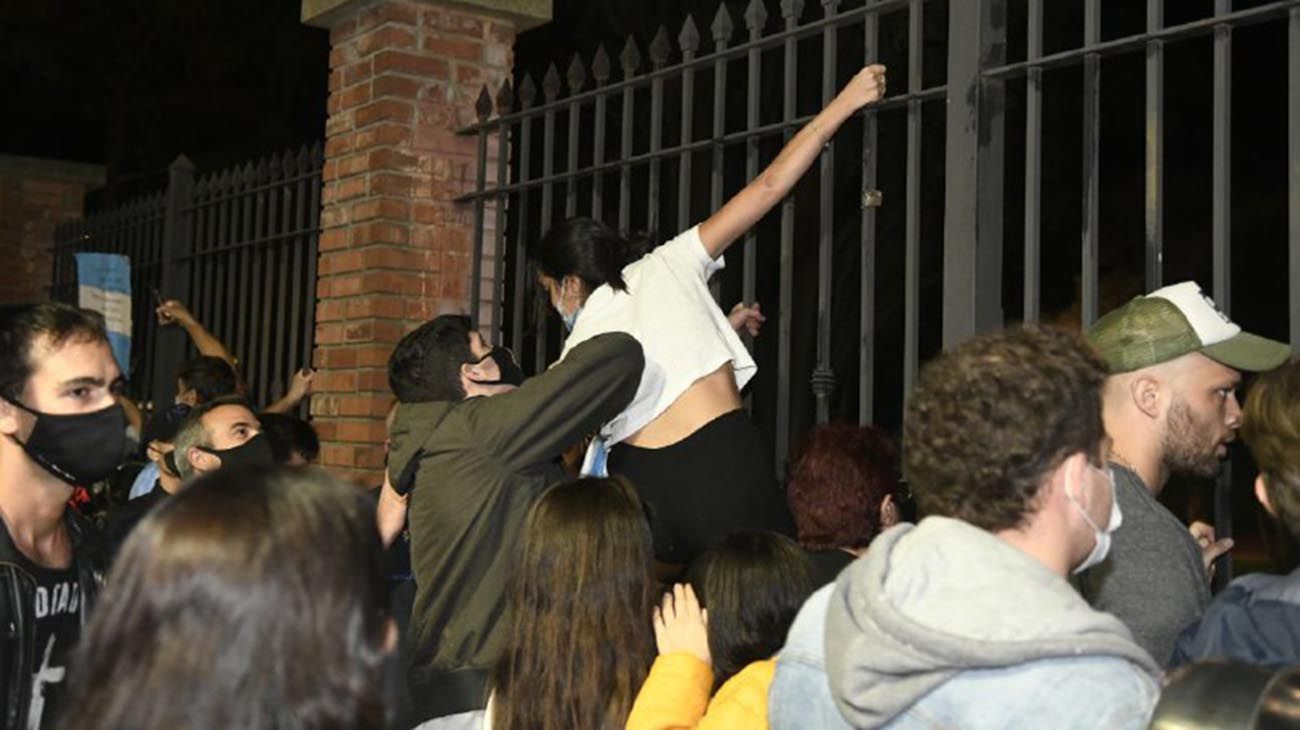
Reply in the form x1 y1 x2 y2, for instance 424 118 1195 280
4 398 127 486
467 346 525 387
198 432 275 472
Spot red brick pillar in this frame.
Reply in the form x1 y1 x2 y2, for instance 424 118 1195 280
303 0 550 484
0 156 105 304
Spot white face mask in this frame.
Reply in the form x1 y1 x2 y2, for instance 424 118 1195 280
1067 464 1122 574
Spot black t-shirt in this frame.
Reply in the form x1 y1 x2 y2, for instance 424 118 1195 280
13 551 81 730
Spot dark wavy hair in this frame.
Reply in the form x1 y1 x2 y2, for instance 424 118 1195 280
258 412 321 464
687 531 816 690
387 314 473 403
533 217 654 294
61 466 392 730
491 477 657 730
176 355 239 403
787 422 902 551
0 302 108 401
903 325 1108 531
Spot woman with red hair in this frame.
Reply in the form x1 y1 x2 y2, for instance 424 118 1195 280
785 422 904 585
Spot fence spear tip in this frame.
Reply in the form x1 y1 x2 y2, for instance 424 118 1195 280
592 44 611 83
621 34 642 72
650 26 673 66
475 84 494 121
543 62 562 100
566 53 587 93
744 0 769 33
679 14 701 54
711 4 735 44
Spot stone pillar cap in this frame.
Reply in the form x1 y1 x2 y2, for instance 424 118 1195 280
302 0 552 31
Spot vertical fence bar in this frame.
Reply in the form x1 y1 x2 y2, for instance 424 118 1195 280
470 88 493 329
203 174 221 348
1081 0 1101 328
943 0 1007 347
813 0 840 424
537 65 561 369
619 37 640 233
300 142 322 419
565 56 585 218
1213 0 1232 308
287 153 307 404
250 160 270 402
273 156 293 394
678 16 700 238
742 0 766 331
1145 0 1165 291
904 0 923 394
513 76 537 356
776 0 804 473
1290 8 1300 356
153 156 195 405
235 164 256 369
860 1 880 425
591 48 610 220
711 6 734 306
1023 0 1043 322
649 28 671 234
1213 0 1234 586
215 171 234 354
492 82 513 341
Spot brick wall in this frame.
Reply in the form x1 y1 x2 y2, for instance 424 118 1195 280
309 0 519 484
0 156 105 305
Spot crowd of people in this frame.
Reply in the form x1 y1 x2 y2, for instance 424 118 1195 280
2 62 1299 730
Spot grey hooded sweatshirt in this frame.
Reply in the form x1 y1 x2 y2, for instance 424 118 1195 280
825 517 1162 729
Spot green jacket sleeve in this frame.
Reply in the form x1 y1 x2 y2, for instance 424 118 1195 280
465 332 644 472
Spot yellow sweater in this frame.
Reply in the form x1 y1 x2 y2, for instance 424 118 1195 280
626 652 775 730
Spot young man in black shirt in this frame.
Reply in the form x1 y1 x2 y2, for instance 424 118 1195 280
0 303 121 730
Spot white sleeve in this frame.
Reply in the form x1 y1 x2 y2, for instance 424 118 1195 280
659 225 725 281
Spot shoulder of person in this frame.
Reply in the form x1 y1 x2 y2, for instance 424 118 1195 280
711 659 777 713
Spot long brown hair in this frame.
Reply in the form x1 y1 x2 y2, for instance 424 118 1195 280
61 465 392 730
491 477 656 730
1242 362 1300 563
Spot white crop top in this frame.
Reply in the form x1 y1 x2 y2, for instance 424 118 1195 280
557 224 757 446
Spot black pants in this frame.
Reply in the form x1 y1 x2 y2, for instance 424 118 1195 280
608 409 795 565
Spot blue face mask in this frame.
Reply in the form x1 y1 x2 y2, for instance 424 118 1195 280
552 288 583 332
561 304 583 332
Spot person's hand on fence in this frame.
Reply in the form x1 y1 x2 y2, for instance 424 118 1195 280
653 583 710 665
728 302 766 338
839 64 887 110
287 368 316 401
155 299 196 328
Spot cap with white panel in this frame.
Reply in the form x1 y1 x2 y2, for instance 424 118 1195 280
1087 281 1291 374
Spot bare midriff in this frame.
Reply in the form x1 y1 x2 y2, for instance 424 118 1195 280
624 362 742 449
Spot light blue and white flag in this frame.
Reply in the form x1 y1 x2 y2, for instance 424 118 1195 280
75 253 132 378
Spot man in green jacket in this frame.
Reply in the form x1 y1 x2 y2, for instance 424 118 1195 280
378 314 644 728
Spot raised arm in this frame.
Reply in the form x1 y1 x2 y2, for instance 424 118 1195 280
697 64 887 259
263 368 315 415
156 299 236 367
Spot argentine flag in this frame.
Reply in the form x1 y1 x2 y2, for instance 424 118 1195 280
75 253 132 378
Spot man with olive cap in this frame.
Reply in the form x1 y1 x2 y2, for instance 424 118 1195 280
1078 280 1291 665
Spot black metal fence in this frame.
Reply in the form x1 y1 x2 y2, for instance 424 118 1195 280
458 0 1300 577
52 144 324 411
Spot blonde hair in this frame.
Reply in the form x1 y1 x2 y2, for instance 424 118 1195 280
1242 360 1300 540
